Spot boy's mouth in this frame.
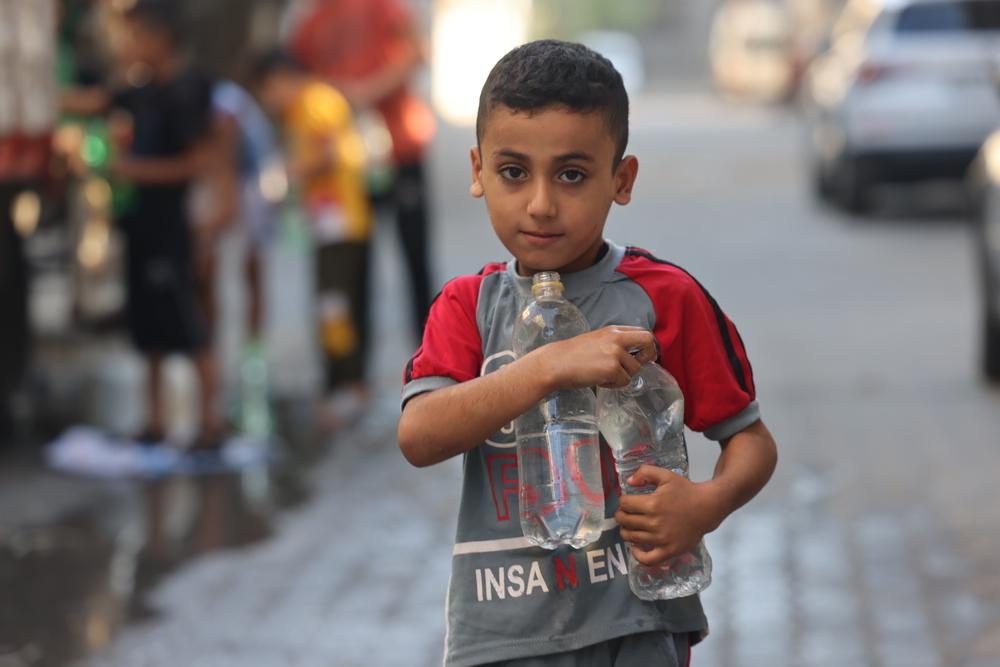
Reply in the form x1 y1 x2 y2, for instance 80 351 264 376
520 230 564 247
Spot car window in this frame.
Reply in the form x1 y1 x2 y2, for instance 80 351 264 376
896 1 1000 32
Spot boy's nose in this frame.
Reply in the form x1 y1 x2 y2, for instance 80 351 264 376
526 182 557 219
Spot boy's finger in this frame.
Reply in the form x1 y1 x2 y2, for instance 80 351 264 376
630 544 676 566
628 464 678 488
631 338 657 365
620 352 641 377
616 329 656 358
599 366 632 389
617 493 656 516
606 325 648 334
619 528 659 545
614 508 657 531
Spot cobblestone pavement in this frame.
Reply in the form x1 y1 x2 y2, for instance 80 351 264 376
71 405 458 667
68 430 997 667
7 86 1000 667
699 502 992 667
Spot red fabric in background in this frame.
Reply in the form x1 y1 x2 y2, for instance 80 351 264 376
0 134 52 183
290 0 435 164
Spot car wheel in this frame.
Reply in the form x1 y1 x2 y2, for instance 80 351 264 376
837 156 873 215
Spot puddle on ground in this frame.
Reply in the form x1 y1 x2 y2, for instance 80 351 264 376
0 399 323 667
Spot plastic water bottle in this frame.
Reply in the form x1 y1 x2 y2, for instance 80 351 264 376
512 272 604 550
596 361 712 599
237 341 272 441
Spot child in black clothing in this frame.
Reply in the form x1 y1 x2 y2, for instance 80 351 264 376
111 1 223 447
61 1 222 447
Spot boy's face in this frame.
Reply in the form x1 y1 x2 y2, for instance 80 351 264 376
257 72 297 118
470 105 638 276
119 18 170 69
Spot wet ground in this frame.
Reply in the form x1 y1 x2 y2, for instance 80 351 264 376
0 397 320 667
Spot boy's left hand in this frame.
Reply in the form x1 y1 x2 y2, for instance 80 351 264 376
614 465 723 566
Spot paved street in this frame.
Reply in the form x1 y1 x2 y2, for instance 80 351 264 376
5 85 1000 667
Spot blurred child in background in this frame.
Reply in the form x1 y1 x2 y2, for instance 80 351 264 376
61 1 220 448
112 1 220 448
253 51 373 429
286 0 437 343
189 78 280 438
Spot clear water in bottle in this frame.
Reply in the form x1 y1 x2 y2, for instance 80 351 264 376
513 272 604 550
596 361 712 599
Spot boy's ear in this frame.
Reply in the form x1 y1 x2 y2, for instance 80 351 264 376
613 155 639 205
469 146 485 198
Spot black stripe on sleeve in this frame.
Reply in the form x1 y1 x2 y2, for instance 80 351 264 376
625 248 750 394
405 290 445 385
404 353 417 384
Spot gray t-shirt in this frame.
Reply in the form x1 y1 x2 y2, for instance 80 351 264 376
403 241 760 666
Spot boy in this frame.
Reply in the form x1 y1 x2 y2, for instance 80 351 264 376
397 40 778 666
189 78 280 436
101 1 219 448
253 52 373 427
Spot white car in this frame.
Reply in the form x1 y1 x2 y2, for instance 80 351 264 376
803 0 1000 212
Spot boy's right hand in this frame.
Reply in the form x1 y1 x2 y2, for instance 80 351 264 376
531 326 657 391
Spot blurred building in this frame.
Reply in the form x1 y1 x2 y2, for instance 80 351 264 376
0 0 57 441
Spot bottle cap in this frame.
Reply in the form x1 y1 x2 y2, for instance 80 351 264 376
532 271 563 296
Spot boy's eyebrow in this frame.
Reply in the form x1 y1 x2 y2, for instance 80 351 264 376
493 149 529 161
492 149 595 163
554 151 595 163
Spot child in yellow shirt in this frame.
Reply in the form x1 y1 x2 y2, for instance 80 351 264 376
254 51 373 426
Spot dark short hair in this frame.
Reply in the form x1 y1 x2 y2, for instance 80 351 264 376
124 0 183 45
250 49 305 83
476 39 629 166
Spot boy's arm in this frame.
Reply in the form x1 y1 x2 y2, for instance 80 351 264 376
60 86 111 116
197 114 240 233
398 326 657 468
112 141 212 186
399 355 554 468
615 419 777 565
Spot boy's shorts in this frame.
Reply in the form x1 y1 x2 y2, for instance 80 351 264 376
478 631 691 667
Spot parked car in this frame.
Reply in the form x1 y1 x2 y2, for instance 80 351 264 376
968 129 1000 380
802 0 1000 213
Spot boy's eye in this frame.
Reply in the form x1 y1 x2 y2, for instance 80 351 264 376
558 169 586 184
499 165 527 181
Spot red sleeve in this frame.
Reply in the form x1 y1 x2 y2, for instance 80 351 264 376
618 249 756 434
404 274 485 386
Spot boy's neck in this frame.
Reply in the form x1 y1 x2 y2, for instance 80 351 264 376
515 240 609 277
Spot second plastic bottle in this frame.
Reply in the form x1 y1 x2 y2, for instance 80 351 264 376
596 361 712 599
512 272 604 550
